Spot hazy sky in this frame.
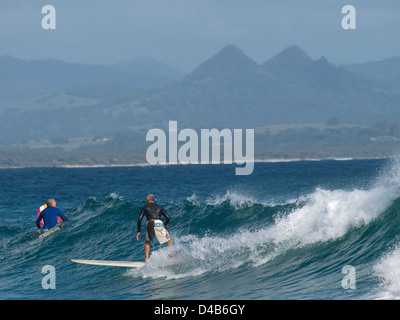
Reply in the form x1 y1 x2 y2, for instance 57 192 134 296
0 0 399 72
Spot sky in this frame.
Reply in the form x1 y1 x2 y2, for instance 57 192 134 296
0 0 399 72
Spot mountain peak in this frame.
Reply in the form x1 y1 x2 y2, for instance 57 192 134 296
202 44 257 68
315 56 329 65
277 45 311 59
187 45 258 81
263 45 313 74
307 56 336 74
214 44 249 60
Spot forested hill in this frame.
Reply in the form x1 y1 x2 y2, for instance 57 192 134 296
1 45 400 144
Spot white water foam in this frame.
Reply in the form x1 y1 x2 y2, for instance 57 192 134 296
132 182 398 280
205 190 296 209
186 193 200 206
369 157 400 299
205 190 259 209
373 245 400 299
269 186 395 247
132 158 400 280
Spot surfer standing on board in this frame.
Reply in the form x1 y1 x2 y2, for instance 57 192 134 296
136 194 173 263
36 198 68 233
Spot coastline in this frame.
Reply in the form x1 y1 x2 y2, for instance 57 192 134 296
0 156 389 170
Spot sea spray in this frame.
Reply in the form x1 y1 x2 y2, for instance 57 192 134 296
269 186 396 247
136 158 400 280
373 245 400 299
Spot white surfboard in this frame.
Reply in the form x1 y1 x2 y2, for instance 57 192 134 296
71 259 145 268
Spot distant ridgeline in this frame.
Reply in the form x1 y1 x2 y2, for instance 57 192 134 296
1 45 400 166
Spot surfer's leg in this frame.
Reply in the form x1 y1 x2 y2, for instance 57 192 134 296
144 220 155 263
144 240 151 263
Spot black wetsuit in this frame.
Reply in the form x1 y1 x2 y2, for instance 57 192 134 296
137 203 170 233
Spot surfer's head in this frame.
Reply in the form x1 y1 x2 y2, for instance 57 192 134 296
46 198 56 207
146 194 155 203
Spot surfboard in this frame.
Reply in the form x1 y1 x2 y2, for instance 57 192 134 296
38 226 60 238
71 259 146 268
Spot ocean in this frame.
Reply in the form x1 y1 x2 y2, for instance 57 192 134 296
1 158 400 300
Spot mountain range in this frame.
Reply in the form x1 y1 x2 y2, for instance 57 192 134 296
1 45 400 143
0 55 184 101
149 45 400 128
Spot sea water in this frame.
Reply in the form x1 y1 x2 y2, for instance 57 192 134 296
1 158 400 299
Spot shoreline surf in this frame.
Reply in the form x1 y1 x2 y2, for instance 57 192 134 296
0 156 389 170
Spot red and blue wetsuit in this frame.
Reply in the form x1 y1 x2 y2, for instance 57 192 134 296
36 206 68 230
37 204 63 228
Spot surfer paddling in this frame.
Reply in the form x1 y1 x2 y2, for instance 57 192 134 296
37 202 63 228
136 194 173 263
36 198 68 233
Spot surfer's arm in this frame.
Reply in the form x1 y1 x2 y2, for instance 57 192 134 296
58 210 68 222
136 209 145 241
36 213 43 229
37 208 44 227
137 208 145 233
161 208 170 227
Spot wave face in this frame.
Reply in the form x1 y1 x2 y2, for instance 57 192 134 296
1 159 400 299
